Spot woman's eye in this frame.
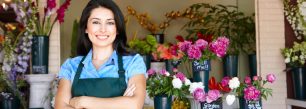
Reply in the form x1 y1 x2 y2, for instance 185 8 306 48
107 22 115 25
93 21 100 24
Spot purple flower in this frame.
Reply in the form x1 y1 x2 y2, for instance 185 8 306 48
195 39 208 50
147 69 155 76
187 45 202 60
244 86 261 101
221 76 230 87
178 41 192 52
209 37 229 58
206 90 221 103
244 76 251 85
193 88 206 102
266 74 276 83
175 72 186 82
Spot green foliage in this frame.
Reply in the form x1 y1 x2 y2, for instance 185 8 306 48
128 35 157 55
70 19 79 57
182 3 255 55
146 75 174 98
281 41 306 68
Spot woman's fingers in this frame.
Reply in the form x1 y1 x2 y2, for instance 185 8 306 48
123 84 136 96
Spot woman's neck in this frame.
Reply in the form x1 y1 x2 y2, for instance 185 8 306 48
92 46 114 61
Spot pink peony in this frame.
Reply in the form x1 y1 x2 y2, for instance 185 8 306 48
147 69 155 76
187 45 202 60
160 69 168 76
178 41 192 52
175 72 186 82
193 88 206 102
206 90 221 103
253 76 261 81
195 39 208 50
244 86 261 101
244 76 251 85
266 74 276 83
221 76 231 87
209 37 229 58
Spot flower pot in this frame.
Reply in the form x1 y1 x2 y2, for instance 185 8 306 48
151 34 164 44
192 60 210 92
165 60 181 72
248 54 257 78
154 95 172 109
150 61 166 72
141 55 151 70
0 94 20 109
239 98 262 109
223 55 238 77
292 67 306 100
186 95 201 109
201 100 222 109
31 35 49 74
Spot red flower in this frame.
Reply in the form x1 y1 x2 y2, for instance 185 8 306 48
197 32 213 43
208 77 231 93
176 35 184 42
56 0 71 24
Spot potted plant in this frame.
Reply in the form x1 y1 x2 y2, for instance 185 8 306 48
146 68 191 109
226 74 276 109
281 41 306 100
176 35 230 92
10 0 71 74
128 34 157 69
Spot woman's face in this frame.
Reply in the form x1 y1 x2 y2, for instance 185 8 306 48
86 7 117 48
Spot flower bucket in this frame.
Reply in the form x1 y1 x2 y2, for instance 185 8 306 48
141 55 151 70
0 95 20 109
186 95 201 109
248 54 257 78
165 60 181 72
201 99 222 109
192 60 210 92
223 55 238 77
239 98 262 109
150 61 166 72
292 67 306 100
151 34 164 44
154 95 172 109
31 35 49 74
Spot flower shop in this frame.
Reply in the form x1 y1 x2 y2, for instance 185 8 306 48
0 0 304 109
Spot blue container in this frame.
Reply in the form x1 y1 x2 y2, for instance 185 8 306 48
154 95 172 109
223 55 238 77
192 60 210 92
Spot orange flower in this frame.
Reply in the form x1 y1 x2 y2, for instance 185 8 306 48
0 35 4 44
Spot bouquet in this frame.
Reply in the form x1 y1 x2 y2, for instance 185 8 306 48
281 41 306 68
151 43 184 61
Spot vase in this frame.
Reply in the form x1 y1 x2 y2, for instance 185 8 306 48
292 67 306 100
0 94 20 109
154 95 172 109
186 95 201 109
31 35 49 74
141 55 151 70
223 55 238 77
150 61 166 72
165 60 181 72
248 54 257 78
192 60 210 92
151 34 164 44
201 99 222 109
239 98 262 109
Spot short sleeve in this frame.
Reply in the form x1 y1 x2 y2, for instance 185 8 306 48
126 54 147 80
57 58 73 81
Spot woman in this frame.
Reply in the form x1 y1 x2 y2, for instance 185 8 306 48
55 0 146 108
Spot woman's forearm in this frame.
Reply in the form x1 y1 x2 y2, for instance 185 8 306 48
82 96 143 109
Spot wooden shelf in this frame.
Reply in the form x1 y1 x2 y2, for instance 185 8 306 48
286 98 306 109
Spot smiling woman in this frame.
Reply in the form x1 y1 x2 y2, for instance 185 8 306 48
55 0 146 109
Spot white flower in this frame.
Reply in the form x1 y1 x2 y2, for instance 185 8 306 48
285 57 290 63
229 77 240 89
172 78 183 89
188 82 204 94
165 72 170 76
184 78 191 86
226 94 236 105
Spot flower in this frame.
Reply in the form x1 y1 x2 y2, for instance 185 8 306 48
281 42 306 68
193 88 206 102
226 94 236 105
284 0 306 40
172 78 183 89
10 0 71 36
244 76 251 85
206 90 221 103
230 74 276 102
188 82 204 94
266 74 276 83
152 43 184 61
177 34 230 61
229 77 240 89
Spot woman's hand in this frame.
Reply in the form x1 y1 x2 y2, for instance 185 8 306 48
69 96 86 109
123 84 136 96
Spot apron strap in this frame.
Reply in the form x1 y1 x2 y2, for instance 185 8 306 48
72 56 86 92
117 53 125 78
